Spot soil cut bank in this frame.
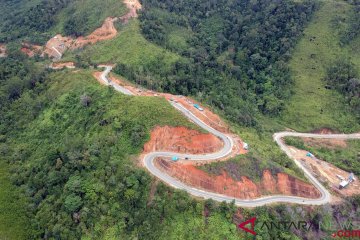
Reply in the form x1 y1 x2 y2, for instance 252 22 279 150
143 126 223 154
21 0 142 60
0 44 6 57
155 160 321 199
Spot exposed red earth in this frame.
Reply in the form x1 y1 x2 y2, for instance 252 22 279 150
0 44 6 57
49 62 76 70
100 73 322 200
155 159 321 199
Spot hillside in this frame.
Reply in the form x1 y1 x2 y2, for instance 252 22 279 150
1 0 360 239
0 0 127 44
279 0 360 132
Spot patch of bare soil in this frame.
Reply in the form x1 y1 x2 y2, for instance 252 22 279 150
301 137 347 149
311 128 339 134
43 17 118 60
121 0 142 23
144 126 223 154
50 62 75 70
92 72 106 86
44 35 73 59
290 146 360 197
0 44 7 57
155 159 320 199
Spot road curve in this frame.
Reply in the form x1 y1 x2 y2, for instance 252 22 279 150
99 65 360 207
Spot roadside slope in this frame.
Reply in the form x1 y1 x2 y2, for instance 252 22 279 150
280 0 359 132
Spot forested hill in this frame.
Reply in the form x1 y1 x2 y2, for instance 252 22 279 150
0 0 127 44
130 0 319 126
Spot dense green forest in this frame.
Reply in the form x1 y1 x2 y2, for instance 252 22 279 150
325 58 360 118
340 0 360 44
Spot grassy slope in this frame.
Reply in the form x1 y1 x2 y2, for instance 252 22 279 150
43 70 198 132
0 162 29 239
279 0 360 132
65 20 181 70
198 0 360 183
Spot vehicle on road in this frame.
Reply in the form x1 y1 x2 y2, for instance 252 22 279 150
171 156 179 162
193 104 204 111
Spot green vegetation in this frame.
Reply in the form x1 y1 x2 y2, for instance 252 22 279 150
0 0 127 44
285 137 360 175
0 162 30 239
58 0 127 37
340 1 360 45
279 0 360 132
98 0 318 127
66 20 181 74
200 122 308 183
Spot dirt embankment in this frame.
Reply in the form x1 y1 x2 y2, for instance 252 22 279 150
0 44 6 57
289 146 360 197
49 62 76 70
109 74 233 133
156 160 321 199
143 126 223 154
41 0 142 59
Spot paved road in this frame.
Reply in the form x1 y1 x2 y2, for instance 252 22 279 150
100 65 360 207
99 65 134 95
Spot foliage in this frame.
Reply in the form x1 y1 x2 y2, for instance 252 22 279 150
285 137 360 175
65 20 181 72
340 2 360 45
279 0 360 132
0 0 127 44
0 162 30 239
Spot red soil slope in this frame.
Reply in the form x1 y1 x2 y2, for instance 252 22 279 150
50 62 76 70
156 160 320 199
144 126 223 154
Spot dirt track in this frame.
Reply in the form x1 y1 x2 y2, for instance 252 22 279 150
0 44 6 57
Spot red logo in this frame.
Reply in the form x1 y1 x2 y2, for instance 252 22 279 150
238 217 257 235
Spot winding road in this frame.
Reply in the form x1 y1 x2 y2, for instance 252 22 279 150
99 65 360 207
